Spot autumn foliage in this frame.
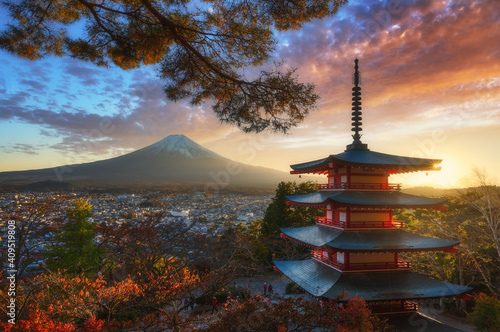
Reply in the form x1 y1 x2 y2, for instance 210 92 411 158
0 195 380 331
1 273 380 331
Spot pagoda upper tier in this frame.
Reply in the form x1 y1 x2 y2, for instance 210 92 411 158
290 149 441 175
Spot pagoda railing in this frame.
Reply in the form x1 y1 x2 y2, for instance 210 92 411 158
316 217 403 229
318 183 401 190
348 259 411 271
370 301 418 314
311 252 344 271
316 217 345 228
312 251 411 271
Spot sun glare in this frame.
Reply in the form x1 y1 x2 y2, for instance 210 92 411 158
390 158 461 188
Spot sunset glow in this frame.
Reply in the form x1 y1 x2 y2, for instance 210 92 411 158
1 0 499 188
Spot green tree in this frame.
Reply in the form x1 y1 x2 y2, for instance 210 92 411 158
45 198 105 276
397 190 500 298
468 293 500 332
0 0 347 133
261 181 320 237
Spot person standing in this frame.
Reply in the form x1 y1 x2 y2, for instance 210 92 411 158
263 282 268 296
211 296 218 314
268 283 273 294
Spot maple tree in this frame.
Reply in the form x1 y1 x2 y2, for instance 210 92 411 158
204 222 270 274
0 0 347 133
95 212 207 280
199 294 384 332
0 266 246 330
0 194 65 280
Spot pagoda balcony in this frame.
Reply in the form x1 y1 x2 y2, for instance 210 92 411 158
311 251 344 271
311 251 411 272
316 217 404 229
370 300 418 314
316 217 345 228
318 183 401 191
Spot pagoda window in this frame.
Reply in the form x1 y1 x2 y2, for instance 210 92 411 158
339 212 346 223
328 169 336 185
326 205 334 220
337 252 345 264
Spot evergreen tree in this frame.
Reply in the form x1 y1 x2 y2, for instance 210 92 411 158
261 181 320 237
0 0 347 133
45 198 105 276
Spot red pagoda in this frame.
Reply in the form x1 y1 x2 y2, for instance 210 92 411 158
274 59 471 316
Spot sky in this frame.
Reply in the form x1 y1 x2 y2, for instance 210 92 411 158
0 0 499 188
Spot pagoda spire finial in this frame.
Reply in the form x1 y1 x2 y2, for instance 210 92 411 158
347 58 368 151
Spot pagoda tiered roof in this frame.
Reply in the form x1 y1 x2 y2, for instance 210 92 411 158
290 149 441 175
274 59 472 312
286 191 448 209
280 226 458 251
274 259 471 301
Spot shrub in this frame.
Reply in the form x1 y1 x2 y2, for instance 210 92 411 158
285 281 302 294
468 293 500 332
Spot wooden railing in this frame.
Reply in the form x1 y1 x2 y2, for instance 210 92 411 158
317 183 401 190
316 217 403 229
370 301 418 314
311 251 344 270
311 251 411 271
316 217 345 228
348 259 411 270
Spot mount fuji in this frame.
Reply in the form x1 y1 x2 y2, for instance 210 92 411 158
0 135 294 190
134 135 228 160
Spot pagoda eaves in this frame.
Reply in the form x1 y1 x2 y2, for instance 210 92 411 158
280 226 459 252
290 150 442 175
286 191 448 210
274 260 471 302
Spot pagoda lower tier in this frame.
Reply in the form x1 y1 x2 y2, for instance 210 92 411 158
274 259 472 303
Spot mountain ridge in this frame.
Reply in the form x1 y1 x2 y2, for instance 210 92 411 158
0 135 294 190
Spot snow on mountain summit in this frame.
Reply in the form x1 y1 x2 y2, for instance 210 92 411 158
139 135 227 159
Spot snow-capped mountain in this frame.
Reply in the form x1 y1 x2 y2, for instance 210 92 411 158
136 135 227 160
0 135 293 189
